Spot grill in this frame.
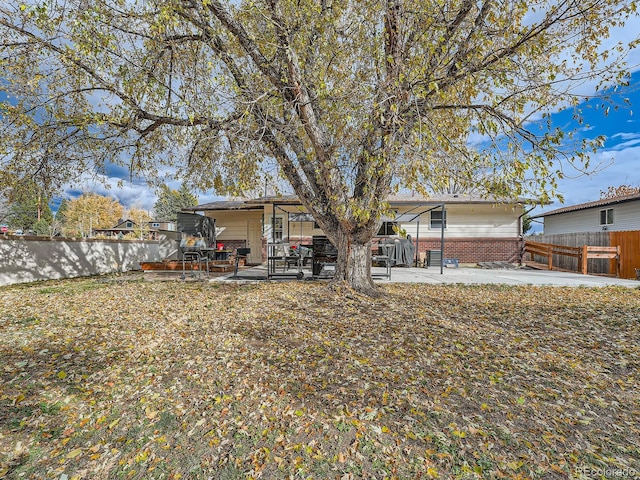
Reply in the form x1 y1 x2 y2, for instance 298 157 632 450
179 234 208 279
177 213 217 279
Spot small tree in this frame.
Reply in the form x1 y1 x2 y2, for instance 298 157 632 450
600 185 640 199
6 186 53 233
522 214 533 236
127 206 153 238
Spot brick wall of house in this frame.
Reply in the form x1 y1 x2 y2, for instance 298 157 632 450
216 239 247 252
416 237 523 263
255 236 523 264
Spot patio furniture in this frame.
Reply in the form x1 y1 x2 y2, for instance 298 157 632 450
312 236 337 278
372 243 393 279
234 247 251 277
267 243 304 279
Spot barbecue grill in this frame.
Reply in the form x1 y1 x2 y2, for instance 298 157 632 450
179 234 208 279
177 213 217 279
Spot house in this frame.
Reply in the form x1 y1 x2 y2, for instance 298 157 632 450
148 220 176 231
531 193 640 234
182 194 532 265
93 219 159 239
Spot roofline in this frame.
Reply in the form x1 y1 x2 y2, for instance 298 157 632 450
188 193 542 211
531 193 640 218
182 204 264 212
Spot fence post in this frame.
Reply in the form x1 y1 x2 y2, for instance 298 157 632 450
581 245 588 274
547 244 553 270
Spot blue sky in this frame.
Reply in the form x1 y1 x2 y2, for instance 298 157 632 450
524 70 640 230
538 72 640 202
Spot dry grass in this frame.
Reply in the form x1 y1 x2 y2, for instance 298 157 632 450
1 276 639 479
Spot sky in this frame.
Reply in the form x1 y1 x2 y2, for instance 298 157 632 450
526 70 640 229
2 14 640 221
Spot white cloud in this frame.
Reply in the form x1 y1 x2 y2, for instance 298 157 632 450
611 132 640 140
59 171 224 216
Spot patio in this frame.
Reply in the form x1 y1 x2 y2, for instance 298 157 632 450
214 263 640 287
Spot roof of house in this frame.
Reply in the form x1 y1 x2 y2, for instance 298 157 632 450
531 193 640 218
94 219 160 232
182 199 264 212
187 193 534 211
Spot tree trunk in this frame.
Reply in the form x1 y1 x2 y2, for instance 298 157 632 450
329 229 378 296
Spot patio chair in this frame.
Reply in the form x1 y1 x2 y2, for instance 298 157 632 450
268 243 290 273
234 247 251 277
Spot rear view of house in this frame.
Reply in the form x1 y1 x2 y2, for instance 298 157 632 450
183 194 532 266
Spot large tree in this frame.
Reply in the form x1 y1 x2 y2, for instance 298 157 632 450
5 181 53 233
0 0 638 293
153 184 199 222
62 193 124 237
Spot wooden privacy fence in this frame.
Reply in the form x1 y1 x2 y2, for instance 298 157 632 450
523 241 620 277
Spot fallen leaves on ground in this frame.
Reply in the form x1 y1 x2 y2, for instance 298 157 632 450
0 276 638 479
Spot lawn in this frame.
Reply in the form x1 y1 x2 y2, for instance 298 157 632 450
1 277 638 479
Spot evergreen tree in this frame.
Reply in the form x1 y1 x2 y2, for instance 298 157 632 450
8 189 53 233
153 184 198 223
55 198 70 224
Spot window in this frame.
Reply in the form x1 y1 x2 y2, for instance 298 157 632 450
600 208 614 225
151 222 160 228
273 216 284 242
125 221 133 228
377 222 397 236
430 210 447 229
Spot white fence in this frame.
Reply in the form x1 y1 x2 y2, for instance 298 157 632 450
0 234 162 286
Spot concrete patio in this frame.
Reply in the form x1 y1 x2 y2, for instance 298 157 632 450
213 264 640 287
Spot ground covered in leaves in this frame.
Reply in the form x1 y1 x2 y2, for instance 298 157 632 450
1 277 639 479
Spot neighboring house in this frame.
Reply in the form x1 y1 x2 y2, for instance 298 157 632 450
182 194 533 265
532 193 640 234
94 219 158 239
148 220 176 231
94 219 177 238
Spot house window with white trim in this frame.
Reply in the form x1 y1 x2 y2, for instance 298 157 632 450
273 216 284 242
377 222 398 236
430 210 447 229
600 208 614 226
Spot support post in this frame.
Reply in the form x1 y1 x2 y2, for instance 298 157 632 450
440 204 445 275
581 245 588 274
